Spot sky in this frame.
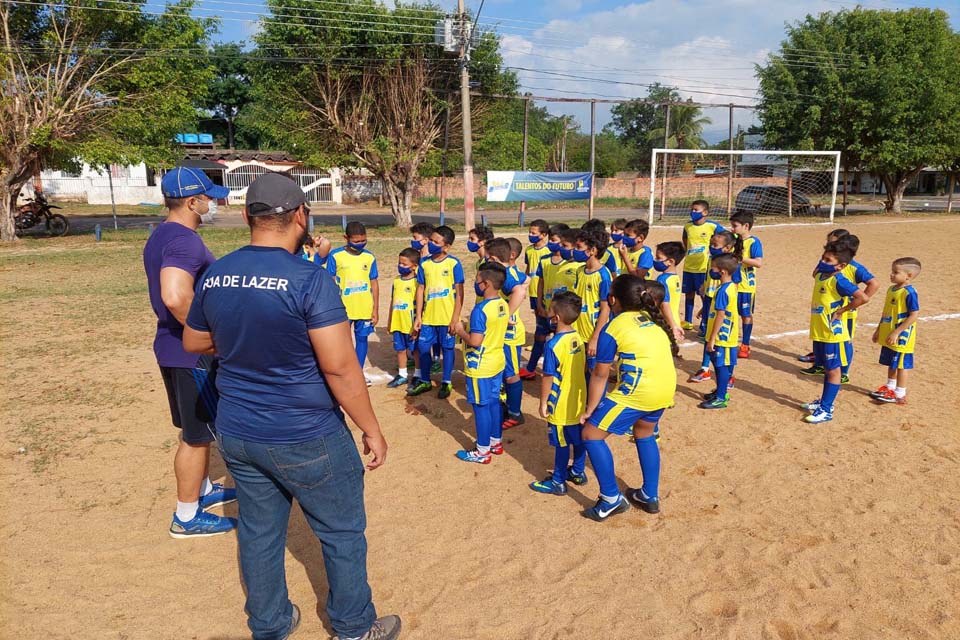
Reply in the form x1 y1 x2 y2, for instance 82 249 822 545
204 0 960 142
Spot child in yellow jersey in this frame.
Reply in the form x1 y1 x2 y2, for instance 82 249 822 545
530 291 589 495
728 211 764 359
554 228 583 293
525 223 570 377
520 219 552 379
299 232 331 267
619 218 654 278
325 221 379 378
453 263 510 464
467 225 494 270
579 274 678 521
870 257 921 405
699 254 740 410
409 225 465 400
682 200 726 331
651 241 686 342
409 222 442 373
485 238 531 429
690 231 740 383
387 248 422 388
604 218 628 276
802 242 868 424
572 231 613 373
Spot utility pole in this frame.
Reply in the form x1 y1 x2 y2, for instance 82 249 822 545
589 99 596 220
658 103 671 221
726 104 734 216
440 96 451 226
519 97 529 226
457 0 475 231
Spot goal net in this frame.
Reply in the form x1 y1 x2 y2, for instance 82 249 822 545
649 149 842 223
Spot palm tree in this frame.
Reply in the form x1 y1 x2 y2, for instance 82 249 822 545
647 102 712 174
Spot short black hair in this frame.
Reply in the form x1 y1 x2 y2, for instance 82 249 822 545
550 290 582 324
892 257 922 274
478 262 507 290
581 219 606 234
656 241 685 264
828 228 849 240
506 237 523 260
248 209 298 231
164 196 188 210
559 228 579 245
729 211 754 229
399 247 421 264
823 241 854 265
529 219 550 234
625 218 650 239
410 222 434 236
484 237 512 263
691 199 710 211
832 233 860 256
577 231 605 254
345 221 366 236
712 253 739 275
611 218 628 230
433 225 455 246
549 223 570 236
469 225 495 242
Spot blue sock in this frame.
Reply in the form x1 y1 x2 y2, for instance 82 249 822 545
742 322 754 346
821 379 841 411
571 443 586 475
473 403 492 448
714 362 731 398
355 335 368 367
699 296 709 333
528 338 546 371
684 296 694 323
418 339 433 382
552 446 571 484
433 343 441 359
487 402 503 440
634 435 661 500
506 380 522 416
583 439 618 498
841 341 853 376
701 344 711 369
442 345 455 384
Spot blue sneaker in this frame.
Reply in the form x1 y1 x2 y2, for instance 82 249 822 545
565 467 588 486
530 476 568 495
386 375 408 388
198 483 237 510
804 407 834 424
626 488 660 514
455 449 492 464
581 495 630 522
169 510 237 539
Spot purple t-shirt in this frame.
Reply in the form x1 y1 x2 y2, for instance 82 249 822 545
143 221 215 368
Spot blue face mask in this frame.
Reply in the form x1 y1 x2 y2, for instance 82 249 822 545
815 260 838 274
653 260 668 272
428 241 443 256
466 240 480 253
690 210 705 222
559 247 574 261
573 249 589 263
474 282 485 297
348 241 367 251
709 247 726 257
547 241 561 253
398 265 413 276
528 234 542 245
622 236 638 248
709 269 722 280
411 239 424 250
610 233 623 242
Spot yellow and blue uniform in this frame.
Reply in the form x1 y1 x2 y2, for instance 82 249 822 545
707 281 740 367
543 330 587 442
682 219 725 293
326 246 378 326
524 244 551 311
624 245 653 275
573 265 613 369
501 265 528 378
464 297 508 405
587 311 677 435
877 284 919 370
839 260 875 339
737 236 763 317
537 256 579 304
417 255 465 347
389 275 417 353
809 271 859 370
656 272 682 328
603 245 624 276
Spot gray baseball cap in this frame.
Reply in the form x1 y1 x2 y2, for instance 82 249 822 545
246 172 307 216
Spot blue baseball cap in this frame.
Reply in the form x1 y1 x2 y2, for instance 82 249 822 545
161 166 230 200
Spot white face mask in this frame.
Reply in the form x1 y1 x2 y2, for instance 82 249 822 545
193 197 216 225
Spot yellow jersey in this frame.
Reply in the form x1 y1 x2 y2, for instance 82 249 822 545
738 236 763 294
417 255 464 326
542 330 587 426
839 260 875 332
877 285 919 353
501 265 528 347
538 257 580 305
326 247 378 320
655 272 682 328
809 272 858 343
573 265 613 343
707 281 739 348
464 297 508 378
603 245 624 276
524 244 551 305
683 219 725 273
624 245 653 274
595 311 677 411
389 276 417 334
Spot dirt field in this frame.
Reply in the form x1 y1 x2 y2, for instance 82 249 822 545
2 216 959 639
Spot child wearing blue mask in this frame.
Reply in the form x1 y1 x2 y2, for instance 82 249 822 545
619 218 654 279
681 200 725 332
689 231 741 384
573 231 613 377
387 247 423 388
652 241 686 343
467 225 495 270
326 221 379 380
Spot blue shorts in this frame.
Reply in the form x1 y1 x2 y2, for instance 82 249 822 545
710 345 738 368
351 319 375 338
535 314 553 337
737 292 755 318
587 396 666 436
466 373 503 406
504 344 522 378
682 271 707 295
813 341 849 371
879 347 913 370
586 356 597 372
548 423 583 448
392 331 415 353
418 324 455 350
529 297 539 311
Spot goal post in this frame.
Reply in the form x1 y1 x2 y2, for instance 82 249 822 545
649 148 842 224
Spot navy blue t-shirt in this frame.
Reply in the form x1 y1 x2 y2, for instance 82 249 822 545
186 245 349 444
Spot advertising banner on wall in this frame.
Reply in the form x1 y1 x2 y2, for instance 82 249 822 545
486 171 593 202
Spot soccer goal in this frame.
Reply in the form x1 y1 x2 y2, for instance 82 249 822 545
649 149 842 224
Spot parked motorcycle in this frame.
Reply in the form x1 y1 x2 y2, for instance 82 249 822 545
15 192 69 237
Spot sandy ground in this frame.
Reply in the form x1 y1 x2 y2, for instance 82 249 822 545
2 216 960 639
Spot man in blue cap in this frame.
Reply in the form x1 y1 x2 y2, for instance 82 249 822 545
143 166 237 538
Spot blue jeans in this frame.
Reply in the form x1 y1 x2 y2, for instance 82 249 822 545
218 426 376 640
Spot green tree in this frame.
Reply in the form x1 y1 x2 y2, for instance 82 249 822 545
203 42 253 149
0 1 214 241
756 8 960 213
607 83 680 170
647 102 712 150
566 131 633 177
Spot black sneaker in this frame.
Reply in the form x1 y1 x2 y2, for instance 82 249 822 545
800 365 825 376
627 488 661 514
386 375 408 388
437 382 453 399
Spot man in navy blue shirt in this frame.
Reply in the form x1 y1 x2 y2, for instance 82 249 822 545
184 173 400 640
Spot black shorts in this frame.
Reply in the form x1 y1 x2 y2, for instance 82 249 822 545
159 357 218 445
